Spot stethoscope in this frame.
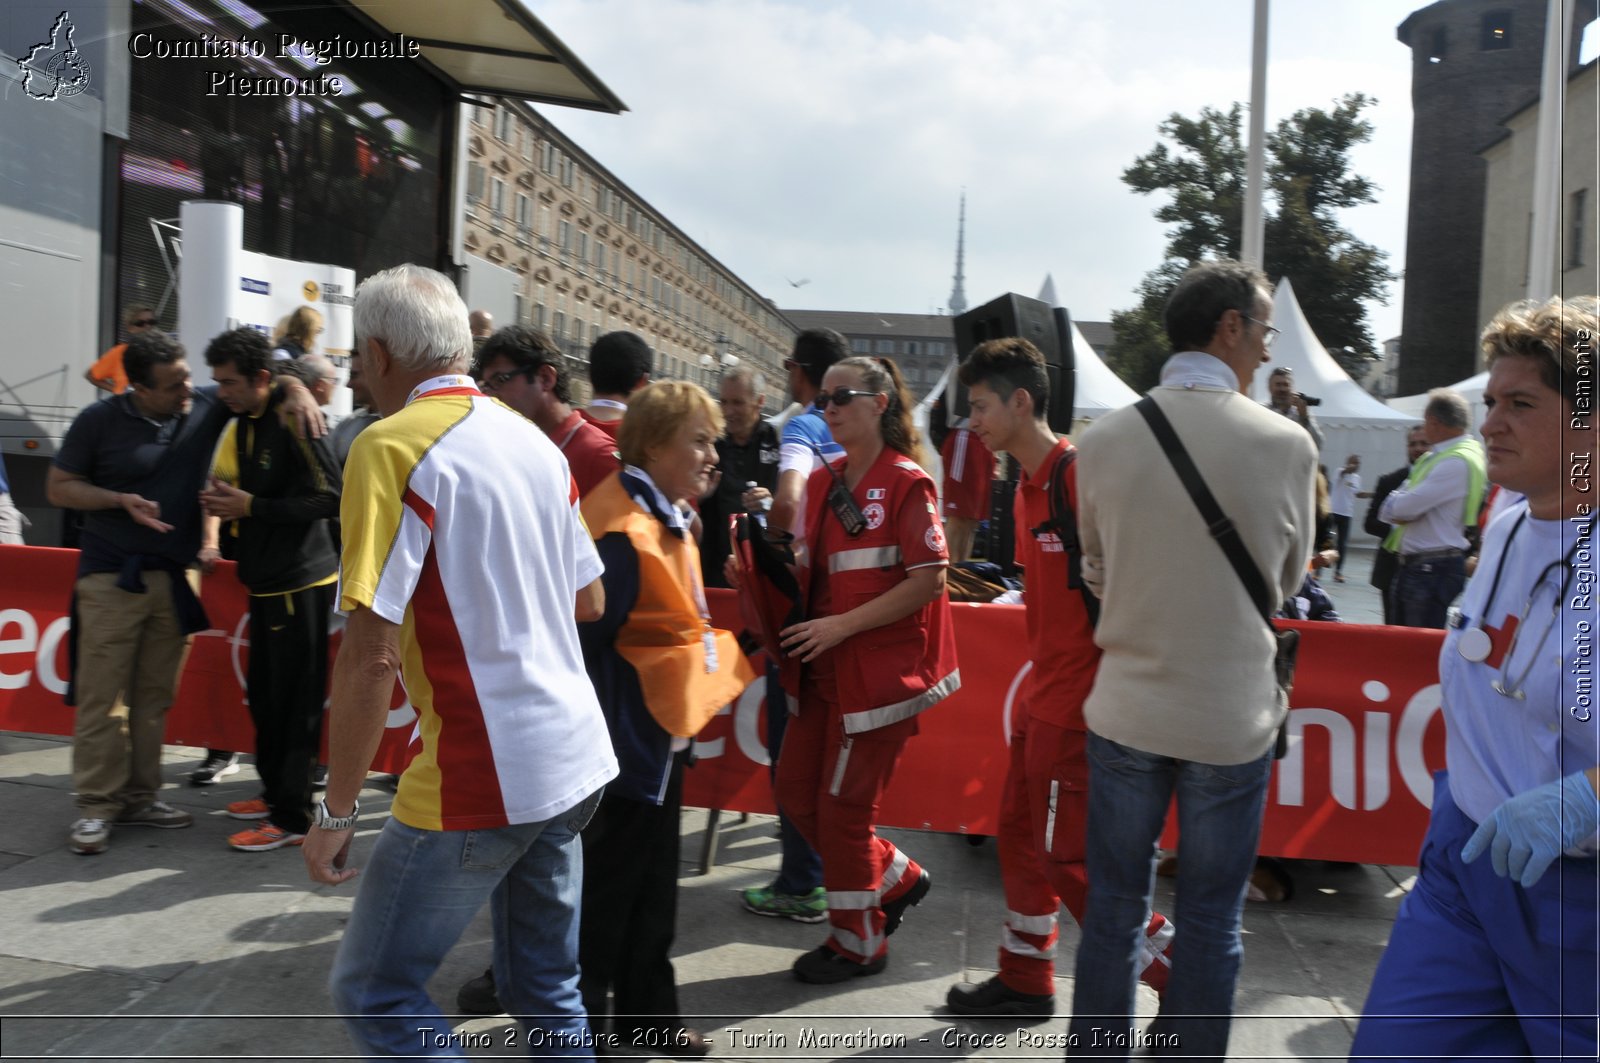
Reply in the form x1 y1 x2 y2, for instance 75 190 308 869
1455 511 1595 699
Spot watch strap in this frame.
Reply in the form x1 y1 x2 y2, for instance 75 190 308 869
317 798 360 830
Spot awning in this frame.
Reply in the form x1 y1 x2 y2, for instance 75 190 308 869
344 0 626 113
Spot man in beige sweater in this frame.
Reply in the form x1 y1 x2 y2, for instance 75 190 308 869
1067 260 1316 1060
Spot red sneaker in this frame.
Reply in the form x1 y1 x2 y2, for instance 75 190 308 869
1138 912 1176 996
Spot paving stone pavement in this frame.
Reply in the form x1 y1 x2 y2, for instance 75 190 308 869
1 550 1409 1060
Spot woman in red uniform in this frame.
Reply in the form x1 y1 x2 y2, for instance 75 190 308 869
776 355 960 984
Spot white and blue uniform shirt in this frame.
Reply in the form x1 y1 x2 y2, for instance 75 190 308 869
1442 500 1599 853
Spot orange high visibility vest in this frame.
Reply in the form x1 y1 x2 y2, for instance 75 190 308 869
583 473 754 737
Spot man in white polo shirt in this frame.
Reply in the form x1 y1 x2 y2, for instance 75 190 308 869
305 265 616 1058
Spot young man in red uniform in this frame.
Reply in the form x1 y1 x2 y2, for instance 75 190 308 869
581 330 653 440
946 338 1173 1016
939 420 995 561
476 326 619 497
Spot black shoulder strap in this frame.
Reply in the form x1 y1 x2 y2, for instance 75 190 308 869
1134 396 1274 625
1038 446 1100 627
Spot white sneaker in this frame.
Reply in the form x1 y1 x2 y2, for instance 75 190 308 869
70 818 110 855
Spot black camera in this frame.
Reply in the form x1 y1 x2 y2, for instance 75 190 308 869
1297 393 1322 407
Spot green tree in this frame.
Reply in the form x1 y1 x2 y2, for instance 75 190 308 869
1106 94 1393 393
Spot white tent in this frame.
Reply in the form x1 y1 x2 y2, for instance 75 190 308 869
1389 370 1489 430
1030 275 1141 429
1252 278 1420 544
1067 318 1139 428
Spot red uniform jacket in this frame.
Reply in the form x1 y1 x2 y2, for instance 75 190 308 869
799 447 960 734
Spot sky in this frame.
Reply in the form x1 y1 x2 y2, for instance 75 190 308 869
528 0 1446 346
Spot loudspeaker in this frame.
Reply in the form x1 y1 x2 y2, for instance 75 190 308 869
950 293 1075 432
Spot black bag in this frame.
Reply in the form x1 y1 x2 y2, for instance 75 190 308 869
1031 446 1101 627
1135 397 1298 758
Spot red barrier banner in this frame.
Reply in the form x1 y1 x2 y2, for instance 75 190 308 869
1 546 1446 865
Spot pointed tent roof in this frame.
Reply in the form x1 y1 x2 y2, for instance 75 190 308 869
1388 369 1490 425
1249 278 1412 422
1033 276 1138 417
1069 319 1140 416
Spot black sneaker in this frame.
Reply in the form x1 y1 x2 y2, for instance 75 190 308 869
946 975 1055 1016
883 870 931 936
190 751 239 786
791 944 887 984
456 967 501 1014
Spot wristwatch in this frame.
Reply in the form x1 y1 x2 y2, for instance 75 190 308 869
316 798 361 831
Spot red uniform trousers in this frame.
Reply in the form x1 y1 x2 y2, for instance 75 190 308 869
996 716 1175 996
775 674 926 964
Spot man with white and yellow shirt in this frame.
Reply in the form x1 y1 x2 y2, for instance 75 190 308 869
305 265 616 1059
199 327 341 852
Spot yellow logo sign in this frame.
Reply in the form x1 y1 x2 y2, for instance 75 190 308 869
302 280 320 302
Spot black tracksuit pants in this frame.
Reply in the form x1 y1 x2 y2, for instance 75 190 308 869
246 583 332 835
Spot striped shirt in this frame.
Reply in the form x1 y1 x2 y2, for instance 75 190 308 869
338 375 616 830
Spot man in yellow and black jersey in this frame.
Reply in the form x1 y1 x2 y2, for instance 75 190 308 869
199 327 342 853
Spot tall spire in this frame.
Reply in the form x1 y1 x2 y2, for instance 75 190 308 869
947 191 968 315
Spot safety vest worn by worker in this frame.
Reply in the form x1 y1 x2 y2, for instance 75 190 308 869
1381 436 1488 554
583 472 754 738
799 447 961 734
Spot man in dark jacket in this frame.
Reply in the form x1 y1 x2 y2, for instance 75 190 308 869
200 327 341 852
1362 426 1428 624
700 365 780 588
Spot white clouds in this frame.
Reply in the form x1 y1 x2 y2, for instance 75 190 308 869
532 0 1420 338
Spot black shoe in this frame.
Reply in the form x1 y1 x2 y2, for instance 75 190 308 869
456 967 501 1014
661 1029 711 1059
792 944 887 984
883 870 931 936
190 751 239 786
946 975 1055 1016
311 764 328 791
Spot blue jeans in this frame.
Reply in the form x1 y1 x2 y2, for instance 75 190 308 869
766 663 823 894
1389 553 1465 628
1069 732 1273 1061
331 791 602 1059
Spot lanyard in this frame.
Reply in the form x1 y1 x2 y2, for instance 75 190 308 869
556 417 583 451
405 374 480 406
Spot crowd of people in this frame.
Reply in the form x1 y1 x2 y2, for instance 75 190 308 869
10 259 1595 1060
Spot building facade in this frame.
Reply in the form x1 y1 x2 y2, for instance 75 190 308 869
1479 61 1599 325
779 310 957 402
462 99 793 400
1395 0 1593 393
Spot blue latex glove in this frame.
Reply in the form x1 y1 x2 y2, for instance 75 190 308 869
1462 772 1600 888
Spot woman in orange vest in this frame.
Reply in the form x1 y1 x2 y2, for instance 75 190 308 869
577 381 753 1057
776 355 960 983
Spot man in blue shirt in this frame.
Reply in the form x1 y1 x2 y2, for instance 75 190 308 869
47 330 321 856
741 328 846 925
769 329 847 540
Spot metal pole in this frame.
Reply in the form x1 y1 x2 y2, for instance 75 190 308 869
1526 0 1574 300
1241 0 1269 268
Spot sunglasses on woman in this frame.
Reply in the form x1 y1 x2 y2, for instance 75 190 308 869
815 388 880 409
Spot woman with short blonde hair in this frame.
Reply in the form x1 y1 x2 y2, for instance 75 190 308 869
576 379 749 1056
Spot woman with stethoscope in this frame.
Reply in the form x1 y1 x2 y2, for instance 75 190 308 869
1353 296 1600 1062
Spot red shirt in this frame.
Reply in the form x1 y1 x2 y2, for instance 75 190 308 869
579 408 622 440
553 409 619 498
1013 440 1100 730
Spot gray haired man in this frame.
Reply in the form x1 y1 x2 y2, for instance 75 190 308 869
1378 388 1487 628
